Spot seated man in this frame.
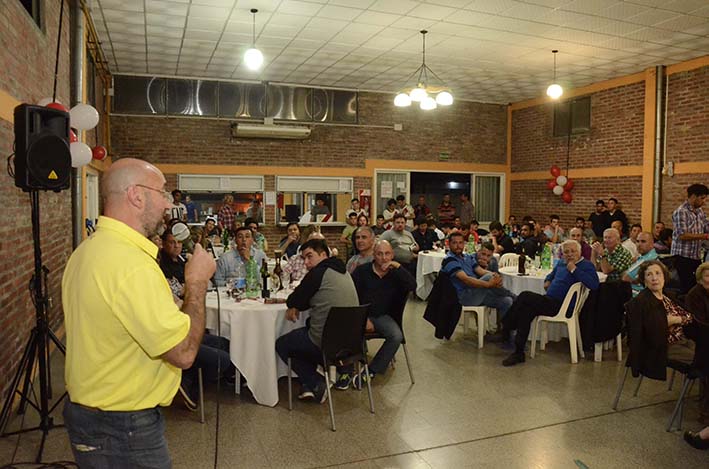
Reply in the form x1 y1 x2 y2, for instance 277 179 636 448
622 231 659 296
380 214 419 275
412 216 437 251
441 232 515 320
473 242 500 273
489 221 515 256
348 240 416 388
515 222 540 258
279 222 301 259
591 227 633 282
501 239 600 366
543 214 565 243
275 239 359 403
569 227 592 260
214 226 267 287
245 217 268 252
159 231 187 299
372 214 386 236
347 226 375 274
612 220 638 260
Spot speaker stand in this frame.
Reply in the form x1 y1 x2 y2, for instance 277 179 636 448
0 191 67 463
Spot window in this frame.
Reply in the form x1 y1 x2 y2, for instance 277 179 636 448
473 174 503 223
276 177 354 224
553 96 591 137
178 175 264 224
19 0 41 28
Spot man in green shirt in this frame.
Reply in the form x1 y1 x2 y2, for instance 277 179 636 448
340 212 358 257
591 227 633 282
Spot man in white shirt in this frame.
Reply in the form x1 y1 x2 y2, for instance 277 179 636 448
170 189 187 222
381 214 418 275
612 220 638 260
345 198 368 218
396 195 415 229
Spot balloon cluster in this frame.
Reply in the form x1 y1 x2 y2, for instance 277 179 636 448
546 165 574 204
36 97 106 167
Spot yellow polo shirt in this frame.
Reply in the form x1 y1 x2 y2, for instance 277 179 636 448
62 216 190 410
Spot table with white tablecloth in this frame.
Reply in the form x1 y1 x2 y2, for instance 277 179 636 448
416 250 447 299
205 292 306 407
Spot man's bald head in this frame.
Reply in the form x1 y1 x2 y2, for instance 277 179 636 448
102 158 165 202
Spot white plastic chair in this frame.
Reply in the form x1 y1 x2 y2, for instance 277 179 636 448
594 334 623 362
530 282 589 364
498 253 518 268
461 306 497 349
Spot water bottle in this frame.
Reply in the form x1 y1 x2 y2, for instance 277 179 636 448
245 258 260 298
233 263 246 300
541 244 552 270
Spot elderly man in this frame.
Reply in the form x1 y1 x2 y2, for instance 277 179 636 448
214 226 267 287
591 228 633 282
622 232 659 296
347 226 375 273
569 227 592 260
441 233 515 319
380 214 419 275
671 184 709 293
279 222 301 259
62 158 216 467
501 239 600 366
346 240 416 388
276 239 359 403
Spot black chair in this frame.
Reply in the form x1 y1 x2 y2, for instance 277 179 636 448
364 291 414 384
287 304 374 431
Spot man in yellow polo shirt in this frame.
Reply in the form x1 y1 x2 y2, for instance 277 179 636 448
62 158 215 468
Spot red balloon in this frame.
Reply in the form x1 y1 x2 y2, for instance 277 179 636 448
46 102 68 112
564 179 574 191
546 179 557 190
92 145 107 161
550 165 561 177
562 191 573 204
69 130 78 143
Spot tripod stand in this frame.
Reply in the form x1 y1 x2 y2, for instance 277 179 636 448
0 190 67 462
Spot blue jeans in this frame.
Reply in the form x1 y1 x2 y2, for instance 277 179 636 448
183 334 232 396
368 315 404 375
63 400 171 469
458 273 515 318
275 327 323 392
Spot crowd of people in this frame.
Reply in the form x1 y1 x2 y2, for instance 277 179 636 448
61 166 709 466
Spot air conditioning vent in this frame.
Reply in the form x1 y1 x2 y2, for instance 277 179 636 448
231 123 311 139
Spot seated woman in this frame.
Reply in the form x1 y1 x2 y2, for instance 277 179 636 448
685 262 709 425
626 260 696 380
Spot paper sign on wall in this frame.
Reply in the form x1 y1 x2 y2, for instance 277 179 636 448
264 191 276 205
381 181 393 198
396 181 405 190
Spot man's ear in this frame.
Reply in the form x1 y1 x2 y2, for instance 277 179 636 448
125 185 144 209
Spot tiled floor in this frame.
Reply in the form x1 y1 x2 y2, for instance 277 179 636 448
1 298 706 468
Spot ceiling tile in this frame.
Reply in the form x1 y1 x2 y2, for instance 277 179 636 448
317 5 363 21
368 0 420 15
277 1 323 16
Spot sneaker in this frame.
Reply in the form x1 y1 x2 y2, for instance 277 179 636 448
334 373 351 391
178 385 198 411
502 352 526 367
353 369 375 390
313 380 331 404
298 389 315 401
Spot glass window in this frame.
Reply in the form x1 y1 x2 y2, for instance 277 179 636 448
473 175 501 223
177 192 263 226
277 192 353 224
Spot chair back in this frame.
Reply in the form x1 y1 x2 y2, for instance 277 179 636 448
499 253 518 268
321 304 370 367
556 282 589 320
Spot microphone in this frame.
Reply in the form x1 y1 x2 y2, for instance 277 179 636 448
171 222 195 254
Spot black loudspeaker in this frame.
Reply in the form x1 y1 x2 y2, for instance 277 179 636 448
14 104 72 192
285 204 300 222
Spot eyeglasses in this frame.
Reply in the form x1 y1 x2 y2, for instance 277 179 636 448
133 184 172 202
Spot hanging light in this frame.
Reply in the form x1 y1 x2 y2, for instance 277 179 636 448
393 30 453 110
244 8 263 71
546 50 563 99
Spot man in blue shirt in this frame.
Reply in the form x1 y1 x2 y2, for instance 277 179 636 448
501 239 600 366
622 231 658 296
441 233 515 319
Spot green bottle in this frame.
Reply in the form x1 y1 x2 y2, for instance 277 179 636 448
245 258 260 298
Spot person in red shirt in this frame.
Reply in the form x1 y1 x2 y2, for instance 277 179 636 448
437 194 456 225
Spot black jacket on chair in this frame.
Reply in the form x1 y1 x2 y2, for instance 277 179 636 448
625 289 669 380
580 281 632 347
423 259 461 340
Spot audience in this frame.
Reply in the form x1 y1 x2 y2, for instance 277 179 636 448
412 216 437 251
382 199 398 230
544 214 565 243
501 239 600 366
413 195 431 219
607 197 628 235
437 193 456 225
372 214 387 236
516 222 540 258
569 227 592 260
279 222 301 259
589 199 611 240
653 221 666 242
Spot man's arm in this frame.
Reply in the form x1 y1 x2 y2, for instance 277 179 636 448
162 245 216 369
674 209 709 241
286 265 326 312
454 270 501 288
571 261 600 290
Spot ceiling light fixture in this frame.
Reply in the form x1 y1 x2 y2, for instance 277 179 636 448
546 50 563 100
394 30 453 111
244 8 263 71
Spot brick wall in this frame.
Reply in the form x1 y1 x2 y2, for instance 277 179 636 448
111 92 507 167
511 82 645 173
510 177 643 231
0 1 72 402
659 173 709 227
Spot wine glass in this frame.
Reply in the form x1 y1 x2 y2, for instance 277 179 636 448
233 277 246 301
225 277 236 297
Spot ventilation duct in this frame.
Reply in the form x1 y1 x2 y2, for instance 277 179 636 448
231 123 311 139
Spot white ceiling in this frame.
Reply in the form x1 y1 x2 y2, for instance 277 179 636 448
88 0 709 104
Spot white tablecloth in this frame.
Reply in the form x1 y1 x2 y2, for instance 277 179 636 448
416 250 447 299
206 292 306 407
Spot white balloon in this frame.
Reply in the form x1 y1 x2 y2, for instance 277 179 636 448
552 185 564 196
70 142 92 167
70 103 99 131
37 97 60 106
556 175 568 186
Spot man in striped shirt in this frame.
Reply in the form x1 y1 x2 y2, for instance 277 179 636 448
671 184 709 293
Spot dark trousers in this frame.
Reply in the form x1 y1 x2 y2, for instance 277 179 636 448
275 327 323 391
182 334 232 395
502 291 562 354
63 400 171 469
675 255 701 294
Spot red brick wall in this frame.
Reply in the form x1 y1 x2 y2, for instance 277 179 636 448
511 82 645 173
111 92 507 167
659 173 709 227
0 1 72 402
510 177 643 231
